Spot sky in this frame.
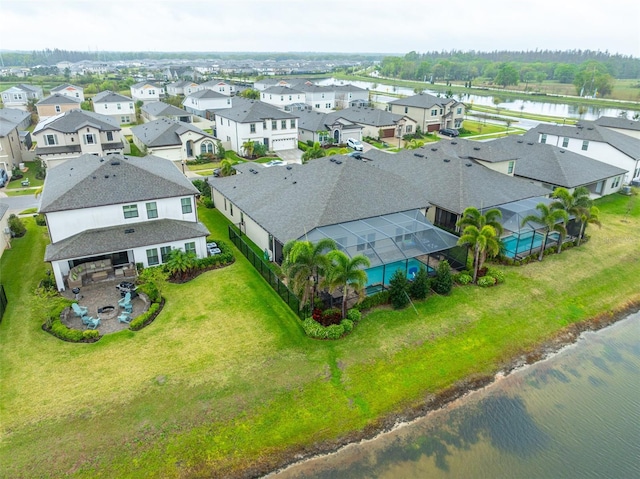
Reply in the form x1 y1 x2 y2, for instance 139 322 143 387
1 0 639 57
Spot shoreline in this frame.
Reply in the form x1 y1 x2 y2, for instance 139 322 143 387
242 300 640 479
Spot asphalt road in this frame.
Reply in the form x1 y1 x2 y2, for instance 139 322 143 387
0 193 40 214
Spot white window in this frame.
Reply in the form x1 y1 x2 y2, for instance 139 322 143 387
185 242 196 254
250 123 256 133
315 104 320 109
146 248 159 266
44 134 58 145
129 103 134 109
123 204 138 218
117 103 121 110
457 107 462 114
290 119 296 128
181 197 192 214
325 103 331 109
562 137 569 148
55 105 61 112
149 90 155 95
541 134 547 144
508 161 515 174
106 131 114 141
75 92 79 98
263 121 267 129
281 120 287 129
406 125 412 133
272 120 277 130
121 116 130 123
104 104 108 109
582 140 589 151
146 201 158 219
431 109 438 116
160 246 172 263
83 134 96 144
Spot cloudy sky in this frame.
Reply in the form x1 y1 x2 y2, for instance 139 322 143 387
1 0 639 57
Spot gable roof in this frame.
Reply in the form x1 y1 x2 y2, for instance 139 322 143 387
0 118 19 137
594 116 640 131
3 84 41 94
92 90 133 104
185 89 227 100
141 101 190 118
34 109 120 134
325 107 411 128
388 92 457 109
131 118 214 147
39 153 199 213
167 80 199 89
212 98 297 123
364 147 548 214
36 94 81 106
0 108 30 125
262 85 303 95
492 136 627 187
525 122 640 160
211 156 430 243
131 81 163 89
50 83 83 93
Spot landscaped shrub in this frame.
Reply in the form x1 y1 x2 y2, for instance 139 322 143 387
432 260 453 295
302 317 328 339
389 269 410 309
50 319 84 341
137 281 161 303
477 276 497 287
202 198 215 209
346 308 362 323
130 302 160 331
454 273 473 285
320 307 342 326
355 291 389 311
409 265 430 300
341 318 354 333
8 214 26 237
192 179 211 198
326 324 345 340
486 268 505 284
35 214 47 226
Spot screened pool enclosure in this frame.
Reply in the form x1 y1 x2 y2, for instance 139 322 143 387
304 209 467 293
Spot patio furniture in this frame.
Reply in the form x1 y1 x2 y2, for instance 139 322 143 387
118 312 131 324
85 317 101 329
118 292 131 308
92 270 108 281
21 178 30 187
71 303 88 318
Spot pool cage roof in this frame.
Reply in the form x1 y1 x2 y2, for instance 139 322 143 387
303 209 460 268
491 196 555 234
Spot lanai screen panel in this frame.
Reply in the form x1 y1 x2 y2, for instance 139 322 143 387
304 209 459 267
492 196 554 234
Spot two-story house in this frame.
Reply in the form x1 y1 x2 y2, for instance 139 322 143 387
166 80 201 97
33 110 124 167
387 93 465 132
92 91 136 125
260 86 306 110
183 90 231 118
212 98 298 152
130 81 164 104
0 109 31 169
333 84 369 109
594 116 640 140
1 84 43 110
141 101 193 123
199 80 234 96
525 122 640 184
39 153 210 291
36 94 82 120
50 83 85 102
253 79 293 91
295 83 335 112
131 118 217 161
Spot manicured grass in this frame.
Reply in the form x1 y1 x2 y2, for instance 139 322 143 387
468 104 580 124
1 194 639 478
6 161 44 189
460 119 525 137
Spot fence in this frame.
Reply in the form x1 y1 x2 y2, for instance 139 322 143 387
0 284 7 322
228 227 308 319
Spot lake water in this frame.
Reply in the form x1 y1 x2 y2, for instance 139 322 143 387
318 78 635 121
267 311 640 479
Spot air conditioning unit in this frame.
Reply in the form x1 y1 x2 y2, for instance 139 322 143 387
4 227 11 235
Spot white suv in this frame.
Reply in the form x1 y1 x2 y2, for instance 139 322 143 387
347 138 364 151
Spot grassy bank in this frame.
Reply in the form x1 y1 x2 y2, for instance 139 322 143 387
1 194 639 478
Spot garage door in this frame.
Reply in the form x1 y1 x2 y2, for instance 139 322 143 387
382 128 395 138
271 137 296 151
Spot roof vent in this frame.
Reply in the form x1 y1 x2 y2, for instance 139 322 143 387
414 153 424 158
110 161 120 165
559 149 565 153
92 176 96 179
587 127 594 130
293 181 297 184
527 142 534 145
451 141 457 145
100 158 104 162
330 158 336 162
104 175 109 178
124 228 134 234
286 165 292 170
517 140 524 143
249 168 255 173
466 163 472 167
252 170 258 174
443 158 450 162
335 160 342 164
431 148 438 151
473 147 480 151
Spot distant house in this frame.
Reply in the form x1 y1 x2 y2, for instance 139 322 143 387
594 116 640 140
50 83 85 102
1 84 44 110
166 81 201 97
130 81 163 104
325 107 417 140
39 153 210 291
253 78 293 91
294 83 335 112
211 98 298 152
183 90 231 118
141 101 193 123
526 122 640 183
199 80 234 96
0 109 31 168
0 108 31 131
36 94 82 120
131 118 217 161
260 86 306 110
333 84 369 109
92 91 136 125
387 93 465 132
296 110 364 145
33 110 124 167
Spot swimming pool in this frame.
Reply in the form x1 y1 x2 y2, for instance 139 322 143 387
502 232 559 258
365 258 432 288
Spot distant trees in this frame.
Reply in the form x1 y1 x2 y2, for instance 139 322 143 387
495 63 519 87
573 61 614 97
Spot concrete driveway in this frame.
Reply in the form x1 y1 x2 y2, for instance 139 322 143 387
275 148 303 164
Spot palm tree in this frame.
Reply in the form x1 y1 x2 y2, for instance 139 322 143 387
301 142 326 163
457 225 500 283
576 205 602 246
551 186 592 216
241 140 255 159
406 139 425 150
281 238 337 311
165 248 198 281
521 203 569 260
325 250 370 318
219 159 234 177
456 207 504 236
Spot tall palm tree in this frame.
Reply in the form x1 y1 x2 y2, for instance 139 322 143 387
550 186 593 243
242 140 255 159
219 159 234 177
456 206 504 237
576 205 602 246
281 238 337 311
457 225 500 283
325 250 370 318
521 203 569 260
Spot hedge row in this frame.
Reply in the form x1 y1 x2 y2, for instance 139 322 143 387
129 302 161 331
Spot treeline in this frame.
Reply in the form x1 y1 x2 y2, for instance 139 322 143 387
0 49 380 67
381 50 640 82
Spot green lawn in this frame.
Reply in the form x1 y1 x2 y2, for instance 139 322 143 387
6 161 44 190
1 195 639 478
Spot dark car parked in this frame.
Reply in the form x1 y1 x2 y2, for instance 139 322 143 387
0 169 8 188
439 128 459 137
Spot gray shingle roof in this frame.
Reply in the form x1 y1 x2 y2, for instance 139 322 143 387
434 137 519 164
525 122 640 160
141 101 189 118
50 83 83 93
594 116 640 131
0 108 30 125
262 85 303 95
211 156 431 244
131 81 163 89
0 119 17 137
364 147 549 214
34 109 120 134
492 136 627 187
325 107 410 128
186 89 226 99
388 92 457 109
131 118 214 147
167 80 199 89
0 203 9 220
92 90 133 104
37 94 81 106
212 98 297 123
44 219 209 261
39 153 199 213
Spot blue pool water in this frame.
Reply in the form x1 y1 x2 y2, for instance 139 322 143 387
502 232 559 258
365 258 431 287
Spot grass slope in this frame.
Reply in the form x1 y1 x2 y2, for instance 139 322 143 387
1 196 639 478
